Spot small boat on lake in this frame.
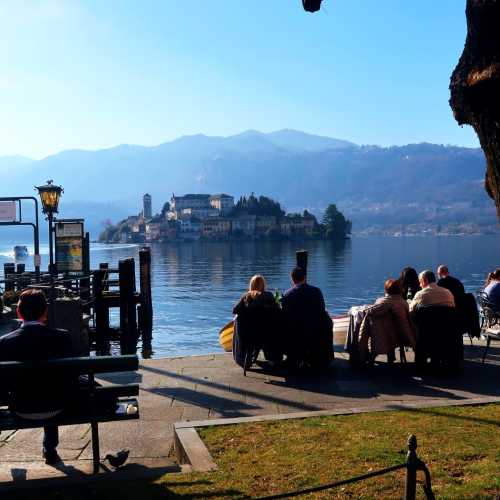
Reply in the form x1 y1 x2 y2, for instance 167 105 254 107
218 314 349 352
219 319 234 352
13 245 29 260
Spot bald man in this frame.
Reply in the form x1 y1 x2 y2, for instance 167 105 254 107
437 265 465 303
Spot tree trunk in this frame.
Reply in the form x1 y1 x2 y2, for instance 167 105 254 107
450 0 500 220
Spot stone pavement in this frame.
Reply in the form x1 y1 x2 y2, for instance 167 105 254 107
0 339 499 486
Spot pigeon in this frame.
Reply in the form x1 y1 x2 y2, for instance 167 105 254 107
104 449 130 468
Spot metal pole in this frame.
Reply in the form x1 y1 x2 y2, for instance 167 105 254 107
47 211 56 327
405 435 418 500
48 212 54 273
32 197 40 278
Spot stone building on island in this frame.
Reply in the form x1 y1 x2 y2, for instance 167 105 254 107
104 192 322 243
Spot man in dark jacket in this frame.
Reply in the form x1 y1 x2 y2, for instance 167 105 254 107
0 289 73 465
437 265 465 302
281 267 333 369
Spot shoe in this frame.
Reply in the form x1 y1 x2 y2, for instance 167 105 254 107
43 448 61 465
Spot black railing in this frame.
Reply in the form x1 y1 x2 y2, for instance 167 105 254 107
254 435 435 500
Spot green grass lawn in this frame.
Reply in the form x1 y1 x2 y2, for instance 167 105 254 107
9 404 500 499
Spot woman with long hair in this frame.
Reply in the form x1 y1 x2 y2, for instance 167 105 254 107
233 274 277 313
400 267 421 300
232 274 282 367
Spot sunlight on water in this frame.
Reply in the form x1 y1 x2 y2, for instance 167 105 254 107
1 236 499 357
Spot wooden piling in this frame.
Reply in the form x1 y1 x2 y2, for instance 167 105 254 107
15 263 25 291
119 258 138 355
79 234 91 313
92 269 109 354
296 250 308 274
99 263 110 326
139 247 153 353
4 263 15 292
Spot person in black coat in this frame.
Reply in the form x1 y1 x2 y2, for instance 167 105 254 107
0 289 74 465
232 275 283 366
437 265 481 339
437 265 465 302
281 267 333 369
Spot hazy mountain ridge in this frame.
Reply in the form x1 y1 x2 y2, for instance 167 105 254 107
0 130 495 236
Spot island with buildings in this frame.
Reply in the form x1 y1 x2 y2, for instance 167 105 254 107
99 193 351 243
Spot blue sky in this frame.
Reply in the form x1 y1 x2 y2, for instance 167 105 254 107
0 0 477 158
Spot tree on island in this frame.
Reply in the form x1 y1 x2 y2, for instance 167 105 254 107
231 193 286 217
322 204 351 240
161 201 170 218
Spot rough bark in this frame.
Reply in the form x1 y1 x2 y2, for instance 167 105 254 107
450 0 500 220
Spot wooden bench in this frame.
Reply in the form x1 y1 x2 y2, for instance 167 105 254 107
0 355 139 473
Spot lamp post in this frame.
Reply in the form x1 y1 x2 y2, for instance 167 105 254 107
35 180 63 274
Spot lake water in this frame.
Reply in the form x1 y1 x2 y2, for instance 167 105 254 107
1 236 499 358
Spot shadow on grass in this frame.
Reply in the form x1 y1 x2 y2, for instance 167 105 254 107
6 474 244 500
385 404 500 427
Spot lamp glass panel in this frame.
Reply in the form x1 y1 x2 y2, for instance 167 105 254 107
40 189 61 213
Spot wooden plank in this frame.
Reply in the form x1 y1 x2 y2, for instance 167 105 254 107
0 400 140 431
0 355 139 378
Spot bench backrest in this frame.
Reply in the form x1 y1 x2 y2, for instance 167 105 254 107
0 355 138 387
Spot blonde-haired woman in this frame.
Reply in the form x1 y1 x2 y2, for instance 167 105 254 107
232 274 282 368
233 275 275 312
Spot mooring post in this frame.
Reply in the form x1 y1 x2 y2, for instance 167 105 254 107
139 247 153 353
405 434 418 500
92 269 108 354
99 263 110 327
296 250 308 275
4 263 15 292
15 263 25 291
119 258 137 354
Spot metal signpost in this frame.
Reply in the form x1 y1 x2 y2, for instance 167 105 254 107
0 197 41 276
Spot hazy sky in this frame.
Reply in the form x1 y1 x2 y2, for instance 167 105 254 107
1 0 478 159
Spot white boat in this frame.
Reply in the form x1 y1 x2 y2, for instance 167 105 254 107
13 245 29 260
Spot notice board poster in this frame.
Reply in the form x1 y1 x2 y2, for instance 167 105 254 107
0 201 17 222
55 221 84 272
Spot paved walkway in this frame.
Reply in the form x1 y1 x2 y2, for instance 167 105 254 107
0 340 499 485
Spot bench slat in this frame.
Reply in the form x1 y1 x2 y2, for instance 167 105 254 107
0 383 139 407
0 399 139 431
0 355 139 378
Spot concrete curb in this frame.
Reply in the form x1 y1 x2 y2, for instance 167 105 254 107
173 427 218 472
173 396 500 470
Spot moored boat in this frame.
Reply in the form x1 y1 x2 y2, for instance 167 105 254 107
218 314 349 352
219 319 234 352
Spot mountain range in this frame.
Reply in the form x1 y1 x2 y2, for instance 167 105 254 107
0 129 496 236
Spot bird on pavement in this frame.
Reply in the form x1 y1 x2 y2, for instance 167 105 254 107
104 449 130 468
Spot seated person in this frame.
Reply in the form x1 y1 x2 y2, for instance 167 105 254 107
410 272 462 371
0 289 73 465
483 269 500 310
437 265 465 303
400 267 421 300
438 265 480 338
410 270 455 313
280 267 333 369
232 275 282 365
374 278 416 352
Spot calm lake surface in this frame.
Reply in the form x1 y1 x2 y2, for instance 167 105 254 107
1 236 499 357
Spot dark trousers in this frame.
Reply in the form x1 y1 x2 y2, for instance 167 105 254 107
43 426 59 452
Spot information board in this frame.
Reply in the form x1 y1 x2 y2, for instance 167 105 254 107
55 221 84 272
0 201 17 222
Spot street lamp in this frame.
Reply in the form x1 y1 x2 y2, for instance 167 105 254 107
35 180 63 273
